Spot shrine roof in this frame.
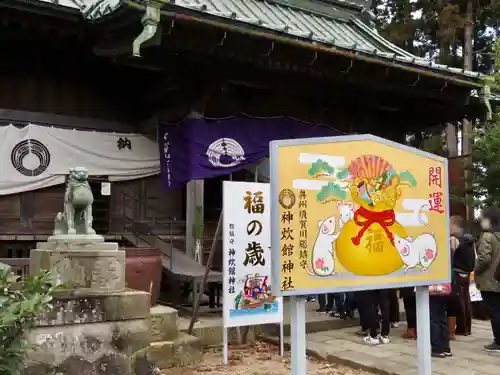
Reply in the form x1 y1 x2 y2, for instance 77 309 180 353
28 0 121 20
166 0 480 80
24 0 482 82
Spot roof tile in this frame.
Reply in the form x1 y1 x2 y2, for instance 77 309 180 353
28 0 481 80
172 0 481 79
32 0 122 19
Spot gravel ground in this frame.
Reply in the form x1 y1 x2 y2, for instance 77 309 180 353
161 342 375 375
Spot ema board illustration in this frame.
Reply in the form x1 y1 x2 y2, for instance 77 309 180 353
272 136 450 294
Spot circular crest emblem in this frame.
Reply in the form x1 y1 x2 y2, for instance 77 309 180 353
279 189 296 209
11 139 51 177
206 138 245 168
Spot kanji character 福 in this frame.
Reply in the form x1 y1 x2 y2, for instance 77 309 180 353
244 191 265 214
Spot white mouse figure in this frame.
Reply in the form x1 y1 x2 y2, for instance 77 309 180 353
393 204 438 273
394 233 438 272
337 201 354 228
308 216 340 276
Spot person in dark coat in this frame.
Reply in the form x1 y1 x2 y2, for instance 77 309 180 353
316 293 334 313
355 290 371 336
388 289 400 328
449 216 476 337
401 287 417 339
475 207 500 353
429 217 461 358
363 289 391 345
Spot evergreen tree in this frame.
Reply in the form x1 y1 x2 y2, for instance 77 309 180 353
372 0 500 73
372 0 423 55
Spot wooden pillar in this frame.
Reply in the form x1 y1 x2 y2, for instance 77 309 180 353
446 123 458 157
462 120 474 224
446 123 460 219
185 180 204 261
184 93 214 262
463 0 474 224
185 179 204 310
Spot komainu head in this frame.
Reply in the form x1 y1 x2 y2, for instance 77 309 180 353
69 167 89 182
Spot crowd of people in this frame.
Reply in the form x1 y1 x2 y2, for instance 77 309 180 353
310 211 500 357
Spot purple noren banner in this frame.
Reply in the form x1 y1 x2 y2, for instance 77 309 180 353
159 117 341 188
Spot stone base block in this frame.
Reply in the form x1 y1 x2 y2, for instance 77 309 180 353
36 289 151 327
149 305 179 342
37 238 118 251
24 318 150 375
147 333 202 369
185 325 258 347
30 248 125 293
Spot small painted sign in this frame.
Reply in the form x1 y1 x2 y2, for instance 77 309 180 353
101 182 111 196
222 181 283 328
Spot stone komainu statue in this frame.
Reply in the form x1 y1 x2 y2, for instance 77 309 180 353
54 167 96 236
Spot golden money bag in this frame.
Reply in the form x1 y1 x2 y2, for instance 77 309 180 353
337 221 406 276
336 175 406 276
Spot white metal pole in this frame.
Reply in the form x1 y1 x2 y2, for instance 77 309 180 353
290 295 307 375
279 319 285 357
416 286 432 375
223 327 229 365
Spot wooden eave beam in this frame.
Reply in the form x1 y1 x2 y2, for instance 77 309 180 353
90 7 141 34
125 1 482 90
0 6 88 38
98 23 479 120
148 29 474 109
139 47 476 126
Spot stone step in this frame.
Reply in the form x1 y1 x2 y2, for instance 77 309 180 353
184 324 259 348
149 305 179 342
178 310 407 348
25 318 151 375
147 333 202 369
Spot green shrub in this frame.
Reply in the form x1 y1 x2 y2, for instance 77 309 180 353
0 267 59 375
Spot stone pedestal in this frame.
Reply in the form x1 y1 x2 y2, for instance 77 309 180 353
24 290 152 375
30 237 125 293
25 236 202 375
26 237 148 375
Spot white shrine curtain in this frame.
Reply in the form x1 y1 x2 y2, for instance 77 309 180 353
0 124 160 195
